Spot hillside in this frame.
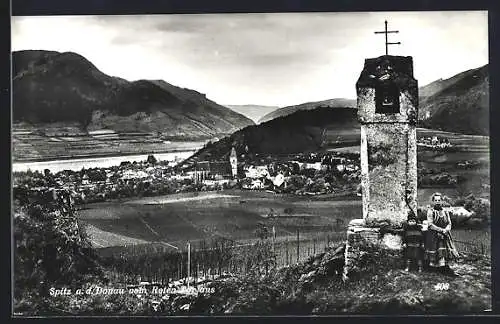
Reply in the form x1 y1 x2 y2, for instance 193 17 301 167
418 69 479 99
418 65 489 136
255 65 489 136
180 106 359 166
224 104 280 124
419 66 489 99
258 98 357 124
12 50 254 138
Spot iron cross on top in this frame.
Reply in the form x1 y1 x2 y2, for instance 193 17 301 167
374 20 401 55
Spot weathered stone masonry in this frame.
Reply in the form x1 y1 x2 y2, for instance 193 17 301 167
343 55 418 281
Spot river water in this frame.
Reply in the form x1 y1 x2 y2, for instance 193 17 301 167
12 151 196 174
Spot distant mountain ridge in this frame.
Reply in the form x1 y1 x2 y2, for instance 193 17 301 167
418 64 488 136
258 98 357 124
12 50 488 139
181 61 490 166
224 104 280 124
254 64 489 136
12 50 254 138
419 67 485 99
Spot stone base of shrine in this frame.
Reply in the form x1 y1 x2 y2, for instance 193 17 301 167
342 218 405 282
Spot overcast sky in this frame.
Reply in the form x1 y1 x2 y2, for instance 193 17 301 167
12 11 488 107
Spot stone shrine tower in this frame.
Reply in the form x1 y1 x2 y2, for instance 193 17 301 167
358 55 418 227
343 54 419 280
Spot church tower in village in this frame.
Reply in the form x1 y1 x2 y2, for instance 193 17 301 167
229 147 238 178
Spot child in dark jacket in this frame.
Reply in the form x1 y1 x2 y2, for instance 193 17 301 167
403 211 424 272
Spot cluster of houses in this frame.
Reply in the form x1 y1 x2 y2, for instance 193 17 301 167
241 166 283 190
14 160 175 204
417 136 453 150
456 160 483 169
13 146 363 204
180 148 238 189
238 152 360 191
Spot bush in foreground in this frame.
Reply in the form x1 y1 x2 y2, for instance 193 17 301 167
13 191 107 315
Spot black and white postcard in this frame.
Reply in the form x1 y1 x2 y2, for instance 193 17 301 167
11 11 491 316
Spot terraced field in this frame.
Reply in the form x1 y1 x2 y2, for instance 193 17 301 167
12 123 205 162
77 190 362 250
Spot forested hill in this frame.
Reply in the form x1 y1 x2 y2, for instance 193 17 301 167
418 64 489 136
179 106 358 167
12 50 254 138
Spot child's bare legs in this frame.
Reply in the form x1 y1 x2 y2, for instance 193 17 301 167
417 259 423 272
